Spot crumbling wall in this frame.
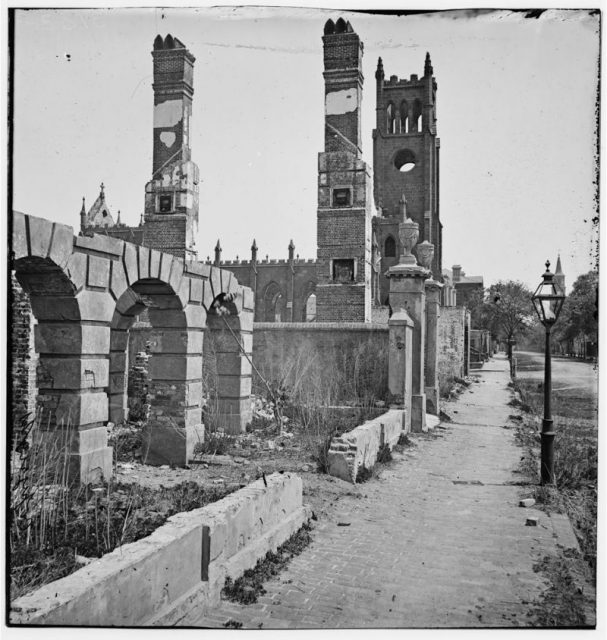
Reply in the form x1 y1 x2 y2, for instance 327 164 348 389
438 307 467 384
11 274 37 422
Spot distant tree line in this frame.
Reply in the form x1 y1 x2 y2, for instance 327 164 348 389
466 271 598 358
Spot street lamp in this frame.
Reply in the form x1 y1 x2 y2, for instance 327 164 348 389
531 260 565 485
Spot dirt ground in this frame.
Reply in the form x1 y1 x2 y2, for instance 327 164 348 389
114 430 366 520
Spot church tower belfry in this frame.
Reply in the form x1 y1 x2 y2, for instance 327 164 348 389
315 18 374 322
373 52 442 287
143 34 199 260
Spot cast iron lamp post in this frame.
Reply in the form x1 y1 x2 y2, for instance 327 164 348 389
531 260 565 485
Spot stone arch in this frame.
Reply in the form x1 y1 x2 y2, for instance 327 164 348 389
107 241 209 467
263 281 285 322
11 212 113 483
205 292 253 435
11 212 255 479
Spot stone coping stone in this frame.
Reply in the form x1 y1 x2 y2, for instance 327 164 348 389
327 409 405 483
254 322 389 332
10 472 310 627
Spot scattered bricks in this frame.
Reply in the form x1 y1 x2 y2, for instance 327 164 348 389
519 498 536 508
525 517 539 527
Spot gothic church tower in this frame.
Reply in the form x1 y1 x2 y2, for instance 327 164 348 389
373 52 442 300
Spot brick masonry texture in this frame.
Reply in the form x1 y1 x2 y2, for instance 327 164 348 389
11 274 37 420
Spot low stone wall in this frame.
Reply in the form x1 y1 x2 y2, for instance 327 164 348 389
252 322 389 402
327 409 405 483
10 473 310 627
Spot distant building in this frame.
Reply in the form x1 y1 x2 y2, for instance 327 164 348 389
554 254 566 295
442 264 484 309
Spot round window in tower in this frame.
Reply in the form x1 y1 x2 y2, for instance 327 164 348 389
394 148 416 173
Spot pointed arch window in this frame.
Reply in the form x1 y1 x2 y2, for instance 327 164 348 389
263 282 284 322
400 100 409 134
384 235 396 258
386 103 396 135
412 98 422 132
303 292 317 322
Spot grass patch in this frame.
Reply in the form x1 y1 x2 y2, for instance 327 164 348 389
222 522 312 604
355 465 373 483
528 552 589 627
192 430 233 458
513 378 597 574
10 479 236 600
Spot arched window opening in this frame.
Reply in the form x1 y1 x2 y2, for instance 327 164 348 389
384 235 396 258
412 99 422 133
263 283 284 323
386 103 395 134
394 148 416 173
400 101 409 134
304 293 317 322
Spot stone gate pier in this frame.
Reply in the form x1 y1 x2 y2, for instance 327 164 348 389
11 212 254 483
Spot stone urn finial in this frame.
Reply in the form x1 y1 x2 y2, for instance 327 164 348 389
398 217 419 265
417 240 434 271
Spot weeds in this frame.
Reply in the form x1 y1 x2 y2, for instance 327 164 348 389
376 443 393 464
108 423 143 463
312 430 337 474
10 424 236 603
508 397 532 412
192 431 232 458
223 620 243 629
528 553 588 627
222 522 312 604
513 377 598 573
355 465 373 483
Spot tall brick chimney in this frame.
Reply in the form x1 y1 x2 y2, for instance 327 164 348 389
143 34 199 260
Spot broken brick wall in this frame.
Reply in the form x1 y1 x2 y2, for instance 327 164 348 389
11 274 37 423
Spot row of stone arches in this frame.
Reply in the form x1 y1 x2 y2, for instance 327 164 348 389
386 99 422 134
262 281 316 322
11 212 254 483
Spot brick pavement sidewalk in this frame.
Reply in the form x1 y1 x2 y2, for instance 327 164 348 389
188 355 585 629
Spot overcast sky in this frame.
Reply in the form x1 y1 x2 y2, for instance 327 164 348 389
11 6 599 290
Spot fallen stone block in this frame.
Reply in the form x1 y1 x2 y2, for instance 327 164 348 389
519 498 536 508
526 516 539 527
327 409 405 483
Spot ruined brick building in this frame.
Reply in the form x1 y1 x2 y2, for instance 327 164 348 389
80 19 473 324
9 19 480 479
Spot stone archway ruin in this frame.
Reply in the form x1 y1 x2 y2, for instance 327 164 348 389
11 212 254 483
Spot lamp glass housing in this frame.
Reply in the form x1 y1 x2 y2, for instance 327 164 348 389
532 273 565 327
